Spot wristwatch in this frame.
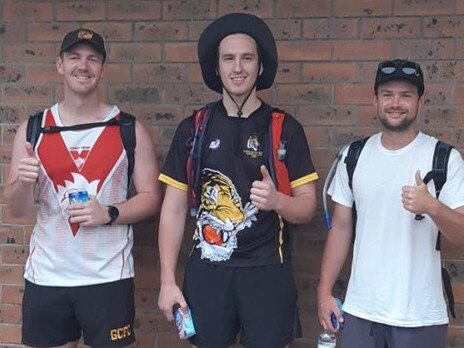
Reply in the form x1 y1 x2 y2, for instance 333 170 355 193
106 205 119 225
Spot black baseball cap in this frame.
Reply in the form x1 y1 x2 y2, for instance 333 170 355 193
60 29 107 62
198 13 278 93
375 59 424 96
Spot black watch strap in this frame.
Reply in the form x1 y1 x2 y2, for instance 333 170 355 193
106 205 119 225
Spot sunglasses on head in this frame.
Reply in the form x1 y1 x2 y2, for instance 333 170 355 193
378 60 420 76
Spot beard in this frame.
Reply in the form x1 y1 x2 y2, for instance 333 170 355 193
378 109 417 132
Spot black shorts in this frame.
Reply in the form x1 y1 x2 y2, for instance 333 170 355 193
22 278 135 348
183 260 299 348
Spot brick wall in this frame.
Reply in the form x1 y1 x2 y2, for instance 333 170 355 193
1 0 464 347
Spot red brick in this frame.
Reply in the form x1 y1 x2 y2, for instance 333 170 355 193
0 266 24 285
299 106 359 126
276 84 331 105
162 0 216 20
0 22 27 42
165 43 198 62
334 40 391 60
303 18 358 39
26 64 61 84
130 105 184 127
0 65 25 84
0 226 24 245
188 20 211 41
55 1 105 21
334 0 391 16
275 0 330 18
1 285 24 305
2 245 28 265
103 64 131 84
275 63 302 83
0 304 21 324
266 19 302 40
393 39 453 60
423 83 453 106
218 0 272 17
3 85 54 104
362 17 420 39
3 43 55 63
81 23 133 42
334 84 374 105
394 0 454 16
423 16 464 38
278 41 332 61
302 62 361 83
0 324 22 344
134 21 189 41
27 23 77 42
458 0 464 14
420 106 460 127
107 1 161 20
303 127 330 147
164 84 216 105
133 64 189 84
3 2 53 22
109 43 161 63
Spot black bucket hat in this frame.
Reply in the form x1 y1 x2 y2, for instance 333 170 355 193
375 59 424 96
198 13 277 93
60 28 107 62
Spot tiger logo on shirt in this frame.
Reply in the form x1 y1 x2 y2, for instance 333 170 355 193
194 168 258 261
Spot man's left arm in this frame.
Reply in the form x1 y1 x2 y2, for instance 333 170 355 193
250 165 317 224
402 170 464 245
69 121 162 226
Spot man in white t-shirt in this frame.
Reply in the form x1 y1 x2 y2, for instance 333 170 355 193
317 59 464 348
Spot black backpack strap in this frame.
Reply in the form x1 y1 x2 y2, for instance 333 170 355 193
442 267 456 318
343 137 369 244
345 137 370 191
432 141 453 251
26 111 44 149
119 112 136 182
431 141 455 318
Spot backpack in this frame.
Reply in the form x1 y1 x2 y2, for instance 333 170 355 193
186 103 291 217
344 137 455 318
26 110 136 190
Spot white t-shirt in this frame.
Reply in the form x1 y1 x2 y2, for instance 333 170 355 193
24 104 134 287
329 132 464 327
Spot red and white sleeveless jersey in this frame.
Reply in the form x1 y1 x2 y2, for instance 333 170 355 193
24 104 134 286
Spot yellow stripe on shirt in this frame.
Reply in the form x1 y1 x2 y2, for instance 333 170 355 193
158 174 188 191
290 172 318 189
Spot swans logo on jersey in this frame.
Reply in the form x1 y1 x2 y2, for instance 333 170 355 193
194 168 258 261
209 139 220 150
243 135 262 158
70 147 90 170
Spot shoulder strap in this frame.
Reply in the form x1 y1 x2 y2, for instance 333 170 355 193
26 111 44 149
269 109 291 196
432 140 453 198
430 140 453 251
187 103 213 217
344 137 370 191
119 111 136 182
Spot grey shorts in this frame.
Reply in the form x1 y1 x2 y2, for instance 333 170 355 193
340 313 447 348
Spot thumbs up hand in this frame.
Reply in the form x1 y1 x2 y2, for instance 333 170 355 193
250 165 281 211
401 170 433 215
17 142 40 185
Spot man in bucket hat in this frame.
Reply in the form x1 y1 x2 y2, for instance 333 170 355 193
318 59 464 348
5 28 161 348
158 12 318 348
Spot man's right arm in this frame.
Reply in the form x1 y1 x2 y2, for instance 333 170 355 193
157 184 189 321
317 203 353 333
4 121 39 217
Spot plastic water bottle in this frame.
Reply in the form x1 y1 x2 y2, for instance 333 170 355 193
317 332 336 347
